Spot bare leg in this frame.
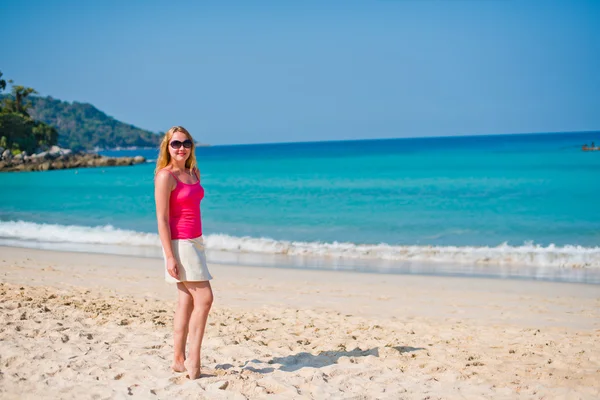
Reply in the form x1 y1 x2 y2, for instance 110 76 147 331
183 281 213 379
172 283 193 372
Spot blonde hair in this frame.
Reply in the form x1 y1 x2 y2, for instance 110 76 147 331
154 126 197 175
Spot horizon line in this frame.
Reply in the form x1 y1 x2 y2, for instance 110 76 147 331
207 129 600 148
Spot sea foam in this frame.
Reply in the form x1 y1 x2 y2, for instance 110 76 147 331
1 221 598 269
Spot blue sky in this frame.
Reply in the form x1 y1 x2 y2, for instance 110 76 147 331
2 0 599 145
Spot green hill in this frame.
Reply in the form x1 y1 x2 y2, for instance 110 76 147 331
27 96 162 151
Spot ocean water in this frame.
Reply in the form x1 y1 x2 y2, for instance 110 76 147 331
1 131 599 282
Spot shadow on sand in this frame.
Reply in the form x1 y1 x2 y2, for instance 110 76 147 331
225 345 425 374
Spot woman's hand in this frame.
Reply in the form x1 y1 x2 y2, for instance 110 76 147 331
166 256 179 279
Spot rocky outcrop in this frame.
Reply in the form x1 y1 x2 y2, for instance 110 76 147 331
0 146 147 172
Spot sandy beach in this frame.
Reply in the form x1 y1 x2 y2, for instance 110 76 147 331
1 246 599 399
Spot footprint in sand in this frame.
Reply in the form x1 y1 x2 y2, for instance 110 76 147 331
168 375 191 385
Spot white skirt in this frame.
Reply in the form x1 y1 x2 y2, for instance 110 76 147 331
164 236 213 283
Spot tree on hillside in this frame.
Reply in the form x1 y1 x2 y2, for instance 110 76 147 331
0 71 6 112
0 72 6 93
0 70 57 153
3 84 37 116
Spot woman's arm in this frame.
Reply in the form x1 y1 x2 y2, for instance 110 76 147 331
155 170 179 279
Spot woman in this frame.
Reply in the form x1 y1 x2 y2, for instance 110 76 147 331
154 126 213 380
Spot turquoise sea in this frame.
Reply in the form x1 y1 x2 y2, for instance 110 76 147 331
1 131 599 282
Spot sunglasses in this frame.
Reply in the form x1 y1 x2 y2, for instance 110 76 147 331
170 139 193 149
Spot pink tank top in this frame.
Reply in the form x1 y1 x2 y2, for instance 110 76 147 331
165 169 204 239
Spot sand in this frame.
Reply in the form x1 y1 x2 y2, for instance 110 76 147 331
0 246 599 399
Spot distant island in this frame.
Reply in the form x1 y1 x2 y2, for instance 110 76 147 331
0 70 204 172
27 96 163 151
0 71 150 171
0 71 163 152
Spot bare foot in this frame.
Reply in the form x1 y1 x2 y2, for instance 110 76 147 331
171 360 186 373
184 359 201 380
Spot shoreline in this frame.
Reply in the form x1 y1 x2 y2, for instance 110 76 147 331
2 241 600 285
1 246 599 398
1 245 598 326
0 149 146 172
